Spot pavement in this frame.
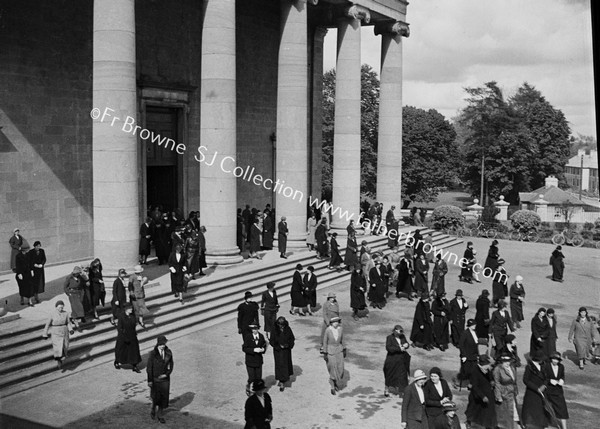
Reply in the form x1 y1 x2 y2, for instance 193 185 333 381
1 236 600 428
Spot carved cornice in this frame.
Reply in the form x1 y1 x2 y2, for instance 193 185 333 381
345 4 371 24
374 20 410 37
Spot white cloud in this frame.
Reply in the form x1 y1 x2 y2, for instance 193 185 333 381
323 0 596 138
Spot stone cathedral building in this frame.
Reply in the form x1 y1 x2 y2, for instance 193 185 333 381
0 0 409 272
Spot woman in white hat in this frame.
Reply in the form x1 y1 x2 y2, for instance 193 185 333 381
129 265 149 328
323 316 346 395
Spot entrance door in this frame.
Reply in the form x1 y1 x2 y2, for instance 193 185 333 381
145 107 179 213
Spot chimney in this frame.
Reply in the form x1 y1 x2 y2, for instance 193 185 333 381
545 175 559 188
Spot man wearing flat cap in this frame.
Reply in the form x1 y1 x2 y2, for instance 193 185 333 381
238 291 260 336
242 324 267 395
147 335 174 423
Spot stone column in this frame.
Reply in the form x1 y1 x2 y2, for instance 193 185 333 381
331 5 370 230
275 0 310 248
200 0 243 264
375 21 409 214
92 0 138 272
494 195 510 221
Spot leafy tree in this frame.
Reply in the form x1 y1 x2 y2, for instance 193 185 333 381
510 209 541 231
402 106 458 201
569 134 596 157
430 205 465 229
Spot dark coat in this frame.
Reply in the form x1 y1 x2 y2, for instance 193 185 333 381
270 325 295 382
139 222 153 255
344 236 359 267
460 247 474 279
330 237 343 266
244 393 273 429
459 329 479 362
397 257 414 295
509 282 525 322
350 270 367 310
431 259 448 296
431 297 450 347
489 309 514 350
521 361 550 427
260 290 278 334
383 333 410 391
550 249 565 281
146 346 174 408
466 366 496 428
15 251 34 298
262 216 274 249
413 258 429 294
402 382 428 427
410 299 433 347
530 315 550 361
546 316 558 357
242 332 267 368
484 244 499 271
543 362 569 419
249 223 261 253
290 271 306 307
9 234 24 269
29 248 46 294
369 266 386 304
303 272 317 308
237 301 260 334
475 295 490 338
315 223 328 256
277 221 288 253
168 251 187 292
432 413 461 429
111 277 127 318
115 312 141 365
491 266 508 304
423 379 453 421
449 297 468 346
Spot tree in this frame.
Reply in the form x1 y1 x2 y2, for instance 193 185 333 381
402 106 458 201
569 134 596 157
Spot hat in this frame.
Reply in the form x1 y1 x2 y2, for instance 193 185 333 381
466 319 476 327
481 289 490 296
515 275 523 282
133 264 144 273
547 308 555 315
556 245 562 250
13 228 20 233
579 306 587 313
295 263 303 270
443 402 458 412
244 291 253 299
497 258 505 264
421 291 430 299
550 352 562 361
330 316 341 324
266 281 275 289
429 367 442 377
55 300 65 307
118 268 128 276
327 292 337 299
393 324 404 333
455 289 463 296
332 232 338 237
413 369 427 381
498 354 513 362
72 266 83 274
157 335 168 345
252 379 266 392
478 355 491 365
478 338 489 346
492 240 499 245
531 351 544 362
249 324 259 329
505 334 516 343
467 241 473 246
537 307 547 314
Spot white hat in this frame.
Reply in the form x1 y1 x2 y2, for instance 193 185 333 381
515 275 523 281
413 369 427 381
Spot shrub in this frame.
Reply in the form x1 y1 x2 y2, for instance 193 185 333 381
481 204 500 224
595 218 600 229
430 205 465 229
583 222 595 231
510 210 541 231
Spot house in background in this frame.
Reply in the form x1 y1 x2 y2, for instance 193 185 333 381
518 176 600 224
564 149 599 195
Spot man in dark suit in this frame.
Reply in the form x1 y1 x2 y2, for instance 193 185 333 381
455 319 479 389
244 379 273 428
448 289 469 347
401 369 428 428
242 324 267 395
260 282 279 339
369 259 386 309
147 335 174 423
278 216 288 259
238 291 260 336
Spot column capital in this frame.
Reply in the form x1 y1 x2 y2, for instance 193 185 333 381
344 4 371 24
374 20 410 37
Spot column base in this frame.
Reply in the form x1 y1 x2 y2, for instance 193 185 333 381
206 247 244 265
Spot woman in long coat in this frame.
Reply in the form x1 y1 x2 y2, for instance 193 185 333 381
114 305 142 372
530 308 550 362
383 325 410 397
147 335 174 424
139 218 153 265
484 239 500 273
328 233 343 269
168 244 188 303
492 354 519 429
466 355 497 429
323 316 346 395
315 219 329 258
508 276 526 328
396 252 414 299
29 241 46 303
63 266 87 326
306 213 317 250
413 254 429 296
475 290 491 339
42 300 74 368
184 229 200 277
546 308 558 357
410 293 434 350
344 232 359 270
549 245 565 282
430 254 448 297
431 292 450 351
544 352 569 429
129 265 149 328
269 316 295 391
88 258 104 319
15 247 34 306
9 227 27 271
350 266 367 320
568 306 600 369
262 213 274 250
423 367 453 427
521 355 549 428
491 259 508 306
290 264 306 315
249 219 262 259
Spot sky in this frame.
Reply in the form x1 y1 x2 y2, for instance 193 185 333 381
323 0 597 139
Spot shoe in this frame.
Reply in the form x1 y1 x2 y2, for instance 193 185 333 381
158 417 166 424
198 272 206 276
579 364 584 370
331 389 336 395
29 302 34 307
139 323 147 329
20 299 25 305
57 359 63 369
110 320 116 326
279 384 285 392
307 311 313 316
133 366 141 373
289 310 294 315
298 313 306 316
114 362 120 369
151 410 156 420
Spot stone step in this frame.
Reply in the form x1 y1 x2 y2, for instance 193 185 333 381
0 229 462 393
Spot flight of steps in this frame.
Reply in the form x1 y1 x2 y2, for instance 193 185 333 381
0 228 462 395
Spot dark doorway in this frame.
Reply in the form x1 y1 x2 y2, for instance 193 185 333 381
145 107 179 213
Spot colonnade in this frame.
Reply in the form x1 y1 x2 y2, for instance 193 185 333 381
91 0 408 269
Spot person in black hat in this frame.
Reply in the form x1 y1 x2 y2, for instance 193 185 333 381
423 366 453 426
110 268 128 326
465 354 496 429
290 264 307 316
484 239 500 273
238 291 260 336
489 299 514 354
328 232 343 270
350 265 367 320
474 289 491 339
498 333 521 368
383 325 410 397
521 352 550 429
546 308 558 357
492 353 519 428
454 319 479 389
260 282 279 340
242 324 267 395
269 316 295 392
15 244 34 306
114 303 142 373
303 265 318 315
459 241 475 283
432 291 451 351
449 289 469 347
147 335 174 423
491 258 508 306
433 401 461 429
544 351 569 429
278 216 288 259
244 379 273 428
410 292 434 350
530 307 550 362
549 245 565 282
431 253 448 297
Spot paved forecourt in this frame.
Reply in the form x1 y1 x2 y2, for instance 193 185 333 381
1 236 599 428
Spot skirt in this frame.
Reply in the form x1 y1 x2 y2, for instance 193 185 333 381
67 290 85 318
326 352 345 384
49 325 69 359
151 379 170 408
132 298 149 317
